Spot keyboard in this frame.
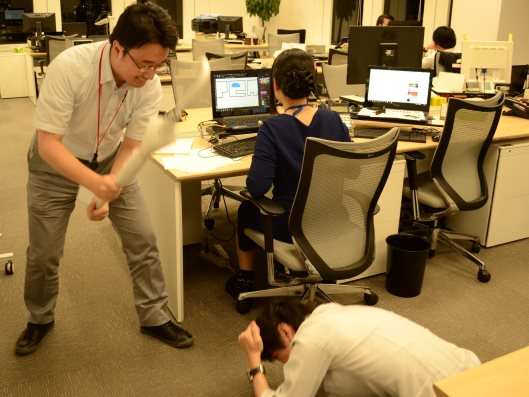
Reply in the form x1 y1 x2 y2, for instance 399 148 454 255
353 127 426 143
221 114 274 131
213 136 257 158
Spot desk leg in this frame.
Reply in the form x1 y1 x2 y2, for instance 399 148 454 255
139 160 202 322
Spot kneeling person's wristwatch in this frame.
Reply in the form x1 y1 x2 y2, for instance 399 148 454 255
247 364 266 382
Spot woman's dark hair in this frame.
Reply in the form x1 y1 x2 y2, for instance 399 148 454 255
376 13 394 26
110 2 178 50
256 298 314 361
270 49 316 114
433 26 456 50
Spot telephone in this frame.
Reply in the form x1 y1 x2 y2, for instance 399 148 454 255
503 97 529 119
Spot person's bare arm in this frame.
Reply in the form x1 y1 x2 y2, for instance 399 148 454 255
239 321 270 396
109 135 142 176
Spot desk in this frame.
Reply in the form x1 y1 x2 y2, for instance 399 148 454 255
138 109 529 322
433 345 529 396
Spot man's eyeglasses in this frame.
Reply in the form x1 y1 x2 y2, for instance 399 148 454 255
125 50 168 75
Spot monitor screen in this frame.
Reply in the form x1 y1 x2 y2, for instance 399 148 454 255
217 16 243 36
23 13 56 34
346 26 424 84
460 40 513 84
4 9 24 26
389 20 422 26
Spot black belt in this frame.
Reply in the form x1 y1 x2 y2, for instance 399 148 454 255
77 158 98 170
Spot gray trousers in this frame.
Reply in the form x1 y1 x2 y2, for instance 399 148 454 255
25 136 170 326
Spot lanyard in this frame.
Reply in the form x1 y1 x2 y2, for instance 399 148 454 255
285 103 309 116
92 44 128 168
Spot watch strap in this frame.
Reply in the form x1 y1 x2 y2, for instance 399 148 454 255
247 364 265 382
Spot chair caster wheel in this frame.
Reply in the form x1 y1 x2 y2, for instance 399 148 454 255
478 269 491 283
5 260 14 275
471 241 481 253
236 300 251 314
364 291 378 305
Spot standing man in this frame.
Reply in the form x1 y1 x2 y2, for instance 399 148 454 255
15 2 193 356
238 299 480 396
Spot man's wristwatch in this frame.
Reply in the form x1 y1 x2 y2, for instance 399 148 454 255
247 364 266 382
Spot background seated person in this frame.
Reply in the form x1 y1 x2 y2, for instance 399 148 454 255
238 299 481 397
225 49 350 298
376 13 395 26
422 26 457 69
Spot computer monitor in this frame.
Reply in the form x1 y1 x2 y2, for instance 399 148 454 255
4 9 24 26
346 26 424 84
389 20 422 26
460 40 513 85
217 16 243 37
23 13 56 35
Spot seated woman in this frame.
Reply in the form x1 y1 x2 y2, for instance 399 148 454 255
226 48 351 297
422 26 457 69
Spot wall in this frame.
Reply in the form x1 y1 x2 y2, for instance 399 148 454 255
497 0 529 64
451 0 502 43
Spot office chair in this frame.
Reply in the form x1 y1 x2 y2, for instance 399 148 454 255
191 38 225 61
433 51 461 76
236 128 401 313
402 91 505 283
277 28 306 43
327 48 348 65
321 63 365 100
267 33 300 56
205 50 249 69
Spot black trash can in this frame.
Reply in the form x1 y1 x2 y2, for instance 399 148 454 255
385 234 429 297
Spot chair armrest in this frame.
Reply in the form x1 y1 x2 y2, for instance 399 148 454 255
404 151 426 191
240 190 285 216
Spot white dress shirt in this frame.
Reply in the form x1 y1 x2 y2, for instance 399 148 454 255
34 40 162 161
262 303 480 397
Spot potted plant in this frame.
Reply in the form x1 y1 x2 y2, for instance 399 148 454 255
245 0 281 43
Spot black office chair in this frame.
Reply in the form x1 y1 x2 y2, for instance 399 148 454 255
277 28 306 43
205 50 249 69
433 51 461 76
402 92 505 283
235 128 401 313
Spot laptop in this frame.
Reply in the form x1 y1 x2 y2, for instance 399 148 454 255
357 66 433 124
210 68 273 131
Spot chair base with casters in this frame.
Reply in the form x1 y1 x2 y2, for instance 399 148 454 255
1 233 14 275
401 88 506 284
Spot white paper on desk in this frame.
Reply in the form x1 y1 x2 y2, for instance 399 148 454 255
161 148 240 173
155 138 194 154
432 72 465 92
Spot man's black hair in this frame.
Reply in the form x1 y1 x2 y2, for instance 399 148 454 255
433 26 456 50
256 298 314 361
109 2 178 50
376 13 395 26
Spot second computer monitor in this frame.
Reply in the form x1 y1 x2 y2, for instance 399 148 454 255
23 12 56 34
217 16 243 37
346 26 424 84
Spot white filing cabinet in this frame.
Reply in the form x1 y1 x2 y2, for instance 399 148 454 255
446 140 529 247
0 52 33 99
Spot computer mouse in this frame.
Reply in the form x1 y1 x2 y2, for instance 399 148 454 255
432 134 441 142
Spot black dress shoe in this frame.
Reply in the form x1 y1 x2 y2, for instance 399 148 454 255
140 321 194 348
225 274 255 299
15 321 54 356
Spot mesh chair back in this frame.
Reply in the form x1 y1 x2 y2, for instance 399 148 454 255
289 129 400 280
322 63 364 99
192 38 225 61
277 29 306 43
267 33 300 55
431 91 505 211
205 50 248 69
169 57 232 109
